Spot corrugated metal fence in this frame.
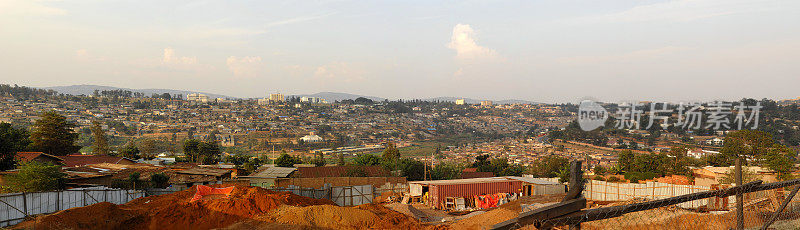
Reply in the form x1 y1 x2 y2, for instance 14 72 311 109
583 180 716 208
0 187 145 227
266 184 376 206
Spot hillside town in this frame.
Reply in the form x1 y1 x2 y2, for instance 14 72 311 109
2 83 800 229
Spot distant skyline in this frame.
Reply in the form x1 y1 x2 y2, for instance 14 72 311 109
2 0 799 103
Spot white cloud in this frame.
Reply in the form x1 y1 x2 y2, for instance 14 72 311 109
447 24 499 61
314 62 365 82
0 0 66 16
226 56 263 78
161 48 197 65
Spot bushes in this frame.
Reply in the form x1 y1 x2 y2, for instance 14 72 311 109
624 172 659 183
4 161 65 192
274 153 303 167
150 173 170 188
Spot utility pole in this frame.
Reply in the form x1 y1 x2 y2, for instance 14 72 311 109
736 157 744 230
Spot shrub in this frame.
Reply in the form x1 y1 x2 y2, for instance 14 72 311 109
150 173 170 188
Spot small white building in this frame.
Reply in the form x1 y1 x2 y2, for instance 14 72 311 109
300 132 324 143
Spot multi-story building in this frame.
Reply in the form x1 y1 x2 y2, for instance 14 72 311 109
187 93 209 103
301 97 325 104
269 93 284 103
455 99 466 105
481 100 493 106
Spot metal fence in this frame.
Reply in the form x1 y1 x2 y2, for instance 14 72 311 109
494 161 800 230
254 183 378 206
0 187 145 227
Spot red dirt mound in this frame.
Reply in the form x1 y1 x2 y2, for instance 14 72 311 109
220 203 442 230
15 184 334 230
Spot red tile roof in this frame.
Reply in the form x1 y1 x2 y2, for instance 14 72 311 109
295 166 389 178
15 152 64 163
60 155 135 167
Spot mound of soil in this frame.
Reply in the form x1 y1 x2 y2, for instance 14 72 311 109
221 203 437 230
14 184 334 230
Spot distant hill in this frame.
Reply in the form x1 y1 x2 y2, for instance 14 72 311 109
43 85 234 99
422 97 539 105
289 92 385 102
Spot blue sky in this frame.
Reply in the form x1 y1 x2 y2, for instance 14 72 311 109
1 0 799 103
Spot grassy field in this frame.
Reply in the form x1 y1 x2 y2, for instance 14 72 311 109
398 141 445 157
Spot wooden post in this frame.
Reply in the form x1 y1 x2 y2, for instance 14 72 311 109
565 161 583 230
22 192 28 218
56 191 60 211
736 157 744 230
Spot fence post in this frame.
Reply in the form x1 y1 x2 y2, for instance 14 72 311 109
736 157 744 230
22 192 28 218
56 191 60 211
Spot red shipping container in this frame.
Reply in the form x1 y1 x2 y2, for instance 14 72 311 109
423 178 522 209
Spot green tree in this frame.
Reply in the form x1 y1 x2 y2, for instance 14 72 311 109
29 111 81 155
527 155 570 177
274 153 302 167
337 153 346 166
593 165 607 175
119 143 140 159
382 142 400 161
0 123 30 170
90 120 109 155
353 154 382 166
720 130 796 179
617 150 635 173
430 162 464 180
5 161 65 192
150 173 170 188
183 139 201 162
197 141 221 164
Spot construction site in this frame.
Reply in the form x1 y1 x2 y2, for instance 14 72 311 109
7 177 800 230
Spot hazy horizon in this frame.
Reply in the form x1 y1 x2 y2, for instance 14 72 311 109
2 0 800 103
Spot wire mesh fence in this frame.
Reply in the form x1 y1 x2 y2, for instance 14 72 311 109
493 162 800 230
564 185 800 230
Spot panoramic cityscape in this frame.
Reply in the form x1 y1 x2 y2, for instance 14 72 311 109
2 1 800 230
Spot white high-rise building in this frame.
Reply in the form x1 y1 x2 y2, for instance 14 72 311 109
187 93 209 103
269 93 284 102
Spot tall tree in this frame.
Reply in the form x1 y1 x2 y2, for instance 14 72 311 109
720 130 796 180
90 120 109 155
382 142 400 161
0 123 31 170
183 139 201 162
29 111 81 156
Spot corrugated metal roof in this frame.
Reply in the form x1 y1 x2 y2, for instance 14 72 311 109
504 176 561 185
409 177 514 185
243 167 296 178
175 167 231 177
